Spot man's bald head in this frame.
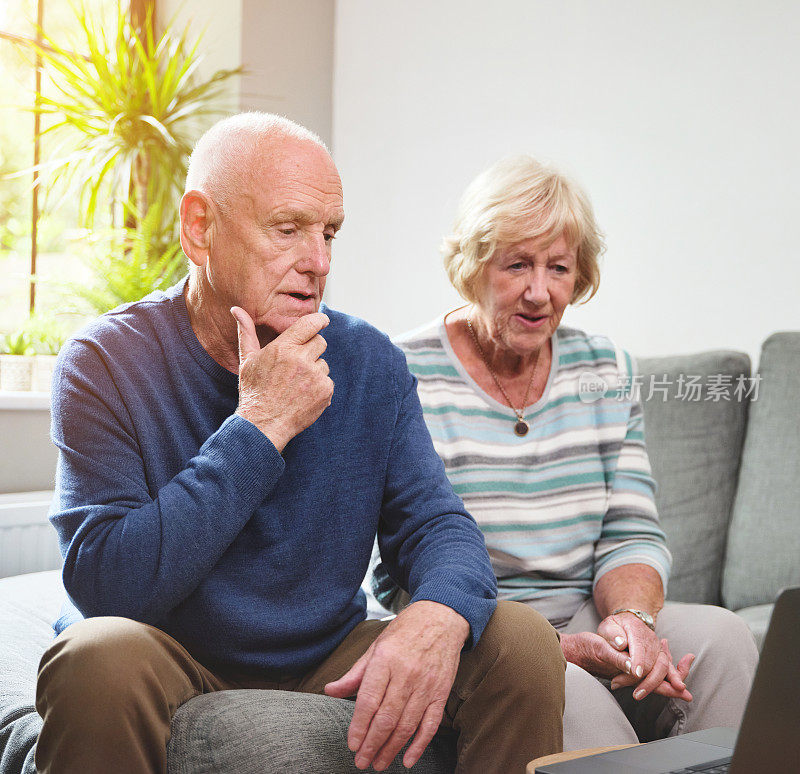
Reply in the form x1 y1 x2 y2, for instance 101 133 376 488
184 112 329 216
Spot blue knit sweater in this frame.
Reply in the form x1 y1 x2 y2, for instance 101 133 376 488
49 280 496 676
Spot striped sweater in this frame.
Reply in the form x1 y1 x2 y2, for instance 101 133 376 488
378 316 672 628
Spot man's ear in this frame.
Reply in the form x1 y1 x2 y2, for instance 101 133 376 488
180 190 215 268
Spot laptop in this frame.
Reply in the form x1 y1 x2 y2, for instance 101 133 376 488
536 586 800 774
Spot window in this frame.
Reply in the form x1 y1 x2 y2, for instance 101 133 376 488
0 0 133 333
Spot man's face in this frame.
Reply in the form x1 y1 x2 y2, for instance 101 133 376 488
207 137 344 338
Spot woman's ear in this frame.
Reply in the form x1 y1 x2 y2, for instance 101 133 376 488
180 190 214 268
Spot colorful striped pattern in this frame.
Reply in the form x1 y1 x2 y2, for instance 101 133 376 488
395 317 672 627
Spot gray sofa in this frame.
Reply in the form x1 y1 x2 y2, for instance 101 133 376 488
638 331 800 644
2 332 798 774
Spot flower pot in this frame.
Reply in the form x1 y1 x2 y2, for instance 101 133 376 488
33 354 58 392
0 355 36 391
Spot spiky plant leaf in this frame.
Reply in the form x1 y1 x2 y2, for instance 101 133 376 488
65 202 187 316
10 0 241 240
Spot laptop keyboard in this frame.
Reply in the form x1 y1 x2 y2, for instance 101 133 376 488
668 758 731 774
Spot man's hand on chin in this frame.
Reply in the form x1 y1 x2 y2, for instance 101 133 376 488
324 600 470 771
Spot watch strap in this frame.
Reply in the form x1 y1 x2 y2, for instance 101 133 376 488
611 608 656 630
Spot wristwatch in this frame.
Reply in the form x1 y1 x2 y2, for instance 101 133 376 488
611 608 656 631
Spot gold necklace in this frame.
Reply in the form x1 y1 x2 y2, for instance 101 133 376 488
466 314 540 436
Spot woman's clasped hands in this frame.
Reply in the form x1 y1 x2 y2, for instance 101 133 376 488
562 614 695 703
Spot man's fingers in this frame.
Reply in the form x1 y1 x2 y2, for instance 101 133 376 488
279 312 330 345
347 661 392 754
305 333 328 361
353 677 413 770
338 601 465 771
402 700 446 769
370 691 429 771
230 306 260 362
324 650 370 700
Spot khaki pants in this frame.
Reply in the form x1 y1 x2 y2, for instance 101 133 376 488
36 601 565 774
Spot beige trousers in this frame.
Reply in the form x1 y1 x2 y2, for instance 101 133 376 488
561 600 760 749
36 600 565 774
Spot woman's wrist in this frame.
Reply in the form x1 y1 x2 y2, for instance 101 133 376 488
609 608 657 631
559 632 577 664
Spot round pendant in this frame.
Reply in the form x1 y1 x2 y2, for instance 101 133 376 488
514 419 529 436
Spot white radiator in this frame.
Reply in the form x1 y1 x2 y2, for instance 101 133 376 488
0 490 62 578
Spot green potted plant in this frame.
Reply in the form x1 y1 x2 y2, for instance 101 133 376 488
0 331 37 391
65 201 186 316
22 2 241 239
10 1 241 317
26 314 67 392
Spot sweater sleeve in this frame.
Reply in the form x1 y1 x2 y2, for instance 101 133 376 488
593 352 672 593
376 364 497 648
50 338 285 624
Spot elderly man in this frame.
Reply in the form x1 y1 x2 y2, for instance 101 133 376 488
35 113 565 774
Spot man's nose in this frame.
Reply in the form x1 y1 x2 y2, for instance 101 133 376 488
302 233 331 277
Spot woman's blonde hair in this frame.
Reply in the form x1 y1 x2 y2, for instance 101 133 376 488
442 155 604 304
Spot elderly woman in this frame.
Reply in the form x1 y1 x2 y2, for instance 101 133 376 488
373 155 759 749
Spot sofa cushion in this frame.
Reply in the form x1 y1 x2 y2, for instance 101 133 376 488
0 571 64 774
637 350 750 605
734 603 774 651
168 690 456 774
723 332 800 610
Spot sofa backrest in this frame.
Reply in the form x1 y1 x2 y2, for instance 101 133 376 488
636 350 751 606
722 332 800 611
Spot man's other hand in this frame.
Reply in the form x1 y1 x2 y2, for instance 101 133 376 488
231 307 333 451
324 600 470 771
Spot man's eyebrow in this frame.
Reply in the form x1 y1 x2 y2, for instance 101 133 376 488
266 209 345 231
267 209 316 225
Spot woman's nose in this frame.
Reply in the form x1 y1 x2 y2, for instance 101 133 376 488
525 270 549 304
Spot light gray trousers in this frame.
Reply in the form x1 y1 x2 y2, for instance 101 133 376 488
560 600 759 751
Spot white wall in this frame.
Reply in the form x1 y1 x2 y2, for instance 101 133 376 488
239 0 336 146
157 0 242 113
159 0 335 145
330 0 800 365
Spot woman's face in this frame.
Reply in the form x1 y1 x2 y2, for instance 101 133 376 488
474 233 578 356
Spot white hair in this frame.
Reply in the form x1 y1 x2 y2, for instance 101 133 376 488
442 155 604 305
184 112 329 214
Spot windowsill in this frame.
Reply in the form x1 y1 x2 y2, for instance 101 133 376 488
0 391 51 410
